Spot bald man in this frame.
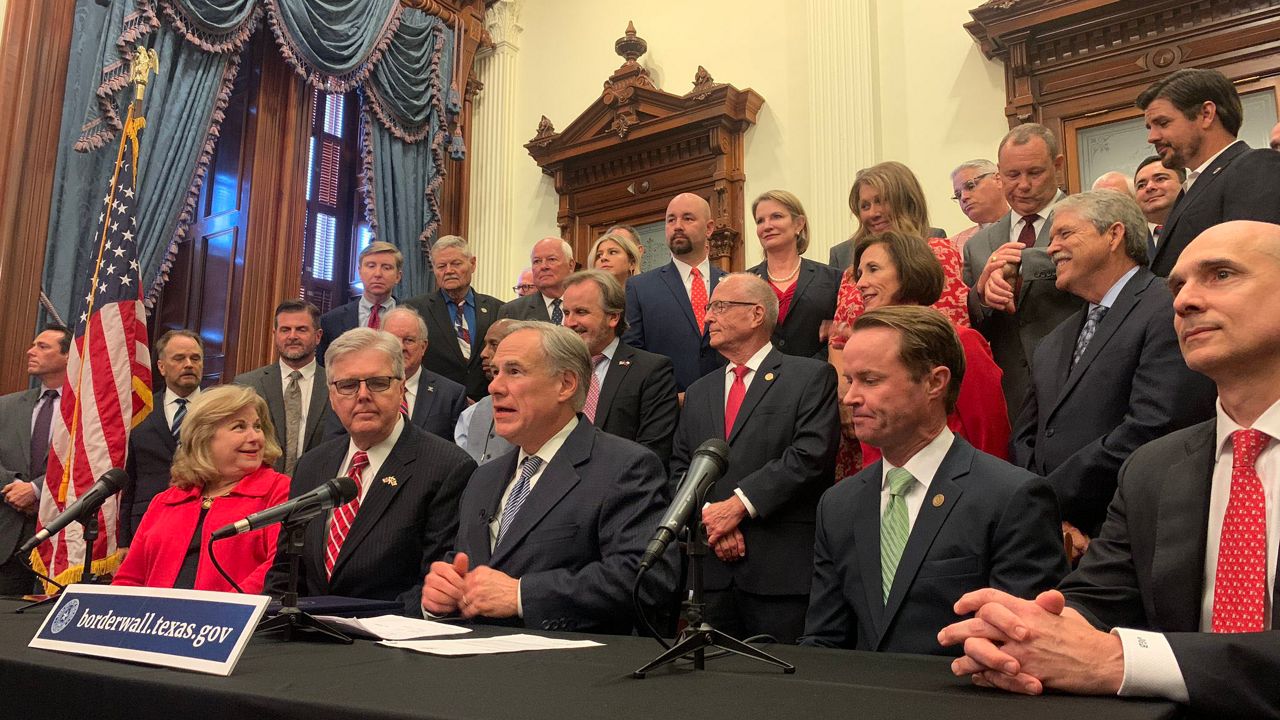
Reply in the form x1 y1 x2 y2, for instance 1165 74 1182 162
1090 171 1136 197
623 192 727 391
498 238 575 325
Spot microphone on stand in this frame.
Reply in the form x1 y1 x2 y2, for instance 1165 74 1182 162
17 468 129 556
210 477 357 540
639 439 729 571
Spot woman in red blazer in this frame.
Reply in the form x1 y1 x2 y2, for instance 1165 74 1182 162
844 230 1010 471
114 385 288 593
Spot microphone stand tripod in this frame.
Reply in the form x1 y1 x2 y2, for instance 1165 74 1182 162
14 513 101 614
255 518 351 644
632 502 794 678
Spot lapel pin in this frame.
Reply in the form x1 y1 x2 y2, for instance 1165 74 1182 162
932 494 944 507
481 307 489 314
382 477 399 487
764 372 775 381
427 386 435 393
618 359 632 367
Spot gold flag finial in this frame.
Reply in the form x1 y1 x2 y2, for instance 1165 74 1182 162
129 46 159 102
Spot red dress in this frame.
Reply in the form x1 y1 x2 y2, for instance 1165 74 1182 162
113 465 290 593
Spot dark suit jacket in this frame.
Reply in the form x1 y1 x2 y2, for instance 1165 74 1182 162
828 228 948 270
962 199 1085 420
325 368 467 442
1013 268 1216 535
317 297 400 365
119 389 180 546
622 262 727 391
800 436 1067 654
671 349 840 595
0 389 38 563
747 258 840 358
1060 421 1280 719
592 342 679 469
266 422 475 615
1152 140 1280 277
232 362 333 472
404 289 503 400
452 418 676 633
497 292 554 323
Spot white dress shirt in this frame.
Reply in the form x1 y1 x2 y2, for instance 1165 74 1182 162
540 293 564 324
163 387 201 429
878 427 956 531
1117 396 1280 702
1006 193 1062 247
670 255 713 302
358 295 396 328
334 415 405 508
1183 140 1242 193
592 337 620 389
722 342 774 518
278 359 317 452
403 366 422 418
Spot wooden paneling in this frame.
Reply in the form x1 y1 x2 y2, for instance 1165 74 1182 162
0 0 76 393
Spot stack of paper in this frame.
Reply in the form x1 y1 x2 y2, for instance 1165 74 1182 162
381 634 604 656
313 614 472 641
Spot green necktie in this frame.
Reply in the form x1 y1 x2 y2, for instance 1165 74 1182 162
880 467 915 603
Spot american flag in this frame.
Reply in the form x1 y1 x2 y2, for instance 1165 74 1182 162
32 106 153 589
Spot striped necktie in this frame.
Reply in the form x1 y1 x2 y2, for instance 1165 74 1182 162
880 467 915 603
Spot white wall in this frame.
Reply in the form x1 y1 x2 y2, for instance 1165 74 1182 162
474 0 1009 295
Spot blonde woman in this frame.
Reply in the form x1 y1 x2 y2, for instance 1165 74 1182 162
590 232 641 289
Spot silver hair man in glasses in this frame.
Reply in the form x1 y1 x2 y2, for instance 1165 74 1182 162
265 328 476 614
948 160 1009 251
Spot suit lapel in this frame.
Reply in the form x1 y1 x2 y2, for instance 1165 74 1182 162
471 453 519 566
150 390 179 454
488 421 590 566
411 373 437 427
709 367 727 440
427 294 468 367
879 441 969 647
851 468 888 634
331 429 414 577
790 260 817 314
1152 421 1215 631
660 264 699 333
1157 141 1248 268
727 349 783 444
15 389 37 463
1017 196 1063 305
260 366 287 448
304 364 328 443
1052 271 1152 416
594 343 633 425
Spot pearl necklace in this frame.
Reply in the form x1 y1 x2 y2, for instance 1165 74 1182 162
767 261 800 283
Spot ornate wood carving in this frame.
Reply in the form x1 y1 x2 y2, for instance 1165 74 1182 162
525 22 764 271
967 0 1280 191
430 0 488 240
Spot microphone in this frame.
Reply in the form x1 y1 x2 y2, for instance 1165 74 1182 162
18 468 129 556
210 476 357 540
639 439 729 571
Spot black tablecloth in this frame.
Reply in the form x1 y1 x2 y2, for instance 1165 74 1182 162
0 601 1180 720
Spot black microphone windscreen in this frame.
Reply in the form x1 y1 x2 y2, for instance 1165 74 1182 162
693 438 730 470
331 476 359 503
98 468 130 493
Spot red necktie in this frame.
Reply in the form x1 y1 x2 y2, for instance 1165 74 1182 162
583 354 606 422
367 303 381 329
1211 429 1270 633
724 365 749 439
325 451 368 579
1017 214 1040 248
689 267 707 335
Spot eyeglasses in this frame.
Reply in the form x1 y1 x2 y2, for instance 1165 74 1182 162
512 283 537 294
950 172 995 202
705 300 760 314
330 376 401 395
398 337 423 348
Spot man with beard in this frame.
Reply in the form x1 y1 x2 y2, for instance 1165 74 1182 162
118 330 204 549
234 300 333 474
623 192 727 391
498 238 574 324
455 319 517 465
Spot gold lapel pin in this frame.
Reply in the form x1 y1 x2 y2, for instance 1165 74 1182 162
764 372 775 381
383 477 399 487
932 494 944 507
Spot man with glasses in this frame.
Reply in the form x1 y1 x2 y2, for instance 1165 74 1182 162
498 238 574 324
949 160 1009 251
267 328 475 614
671 273 840 643
512 269 537 298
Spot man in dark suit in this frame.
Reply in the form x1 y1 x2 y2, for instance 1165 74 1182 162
801 306 1066 654
671 273 840 643
561 270 678 467
421 322 675 633
377 308 467 440
267 328 475 614
940 221 1280 719
233 300 332 475
0 327 70 594
1138 68 1280 277
317 241 403 364
404 235 503 401
497 237 573 324
1133 155 1184 259
965 124 1084 420
829 227 948 271
119 329 203 548
624 192 728 392
1013 191 1215 552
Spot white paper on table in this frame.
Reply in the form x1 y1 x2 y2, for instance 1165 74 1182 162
379 633 603 656
313 614 472 640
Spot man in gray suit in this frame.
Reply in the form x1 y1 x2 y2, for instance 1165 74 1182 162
963 123 1083 420
455 319 517 465
0 326 70 594
233 300 332 475
1012 191 1215 558
497 238 574 324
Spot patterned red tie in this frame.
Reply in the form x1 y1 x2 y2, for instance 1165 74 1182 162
723 365 749 439
689 267 708 335
583 354 607 422
367 303 381 329
325 450 368 580
1017 214 1040 248
1211 429 1270 633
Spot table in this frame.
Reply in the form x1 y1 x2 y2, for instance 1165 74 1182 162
0 601 1180 720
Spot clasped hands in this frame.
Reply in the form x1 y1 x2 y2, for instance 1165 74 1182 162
421 552 519 619
703 496 748 563
937 588 1124 697
977 241 1027 314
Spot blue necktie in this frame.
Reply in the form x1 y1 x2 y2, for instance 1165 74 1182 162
171 397 188 438
496 456 543 546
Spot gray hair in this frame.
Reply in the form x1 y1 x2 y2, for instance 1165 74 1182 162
564 269 628 335
998 123 1061 159
432 234 474 260
722 272 779 334
324 327 405 379
504 321 591 411
533 237 574 263
951 159 997 179
381 306 429 343
1053 190 1149 265
1090 171 1136 195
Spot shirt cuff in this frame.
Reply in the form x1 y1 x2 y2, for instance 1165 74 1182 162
516 578 524 618
1113 628 1189 703
733 488 758 519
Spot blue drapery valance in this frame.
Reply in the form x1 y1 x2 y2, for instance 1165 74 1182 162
44 0 459 326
